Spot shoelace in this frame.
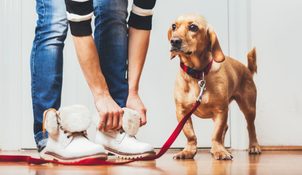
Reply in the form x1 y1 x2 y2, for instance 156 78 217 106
119 130 136 139
61 126 88 139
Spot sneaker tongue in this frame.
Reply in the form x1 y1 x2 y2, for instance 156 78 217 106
71 132 87 138
102 130 127 143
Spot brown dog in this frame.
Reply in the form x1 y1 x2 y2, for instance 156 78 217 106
168 14 261 160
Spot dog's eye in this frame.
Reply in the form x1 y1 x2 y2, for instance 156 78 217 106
172 24 176 31
188 24 199 32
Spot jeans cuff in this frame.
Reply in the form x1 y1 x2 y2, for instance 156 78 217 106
35 131 48 152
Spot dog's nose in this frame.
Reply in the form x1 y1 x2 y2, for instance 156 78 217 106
170 38 182 48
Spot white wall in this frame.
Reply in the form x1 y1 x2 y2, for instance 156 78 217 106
228 0 253 149
251 0 302 146
0 0 23 150
228 0 302 148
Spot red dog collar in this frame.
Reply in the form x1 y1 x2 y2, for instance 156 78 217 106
180 59 213 79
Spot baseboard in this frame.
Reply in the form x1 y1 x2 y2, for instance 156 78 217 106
17 146 302 152
164 146 302 151
260 146 302 151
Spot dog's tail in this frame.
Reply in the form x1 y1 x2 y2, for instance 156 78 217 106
247 47 257 75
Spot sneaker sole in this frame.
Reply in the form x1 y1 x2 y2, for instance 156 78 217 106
104 146 156 160
40 151 108 163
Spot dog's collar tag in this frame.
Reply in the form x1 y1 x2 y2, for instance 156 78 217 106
197 80 206 102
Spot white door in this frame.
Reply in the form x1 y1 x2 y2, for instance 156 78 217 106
250 0 302 146
0 0 230 150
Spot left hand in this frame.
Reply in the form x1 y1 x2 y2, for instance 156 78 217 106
126 92 147 126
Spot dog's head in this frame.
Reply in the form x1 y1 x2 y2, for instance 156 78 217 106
168 14 225 66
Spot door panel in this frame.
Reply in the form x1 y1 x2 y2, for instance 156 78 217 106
251 0 302 146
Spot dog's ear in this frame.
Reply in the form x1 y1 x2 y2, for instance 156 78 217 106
168 27 177 59
168 27 172 41
207 26 225 63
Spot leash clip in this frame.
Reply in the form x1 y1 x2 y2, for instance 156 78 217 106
197 79 206 102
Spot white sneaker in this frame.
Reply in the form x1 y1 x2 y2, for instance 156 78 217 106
95 108 155 159
40 105 107 162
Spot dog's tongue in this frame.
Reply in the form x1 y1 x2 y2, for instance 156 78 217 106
185 51 192 55
170 52 177 59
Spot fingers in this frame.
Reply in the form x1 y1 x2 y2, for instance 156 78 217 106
105 112 113 131
118 114 123 130
111 112 118 130
111 109 123 130
99 112 108 132
99 109 124 131
95 95 124 132
117 109 124 130
139 108 147 126
126 93 148 127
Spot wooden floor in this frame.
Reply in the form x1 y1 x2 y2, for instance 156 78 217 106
1 149 302 175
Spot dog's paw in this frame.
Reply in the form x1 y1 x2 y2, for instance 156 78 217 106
173 150 197 159
249 144 261 154
211 148 233 160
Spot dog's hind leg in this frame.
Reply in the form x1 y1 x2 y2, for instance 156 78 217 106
234 84 261 154
173 105 197 159
221 124 228 146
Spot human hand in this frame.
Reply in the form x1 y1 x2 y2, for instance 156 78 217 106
95 93 124 132
126 92 147 126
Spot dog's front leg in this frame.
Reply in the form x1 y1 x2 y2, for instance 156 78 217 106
173 104 197 159
210 111 233 160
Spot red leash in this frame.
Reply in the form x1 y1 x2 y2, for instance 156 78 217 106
0 81 206 165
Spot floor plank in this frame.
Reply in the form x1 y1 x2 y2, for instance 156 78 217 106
1 149 302 175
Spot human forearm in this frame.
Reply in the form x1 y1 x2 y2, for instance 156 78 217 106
72 36 109 98
66 0 123 131
126 27 151 126
127 27 151 93
126 0 156 126
72 35 123 131
65 0 107 96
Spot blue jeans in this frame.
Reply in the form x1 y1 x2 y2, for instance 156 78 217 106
31 0 129 151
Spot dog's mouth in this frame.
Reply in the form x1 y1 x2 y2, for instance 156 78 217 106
170 47 192 55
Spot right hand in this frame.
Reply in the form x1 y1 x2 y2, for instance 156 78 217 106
126 92 147 127
94 93 124 132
